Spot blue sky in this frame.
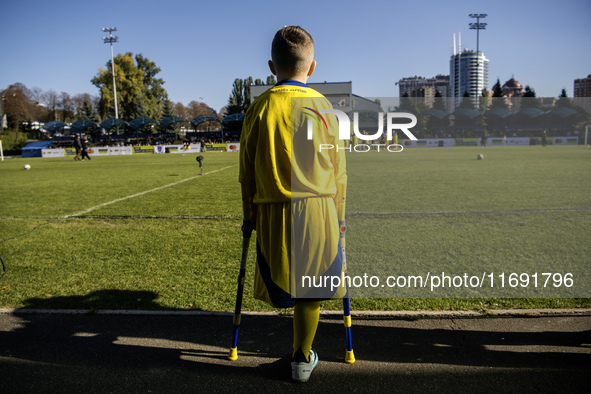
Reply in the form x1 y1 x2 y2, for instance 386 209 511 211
1 0 589 113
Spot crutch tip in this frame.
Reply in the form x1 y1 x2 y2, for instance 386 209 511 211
345 350 355 364
228 347 238 361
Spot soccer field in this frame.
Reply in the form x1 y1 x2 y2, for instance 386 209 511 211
0 145 589 311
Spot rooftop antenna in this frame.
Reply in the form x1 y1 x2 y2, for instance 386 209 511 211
469 14 487 54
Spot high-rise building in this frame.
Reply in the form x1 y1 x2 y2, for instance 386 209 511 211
396 75 450 98
449 34 489 110
574 75 591 113
574 74 591 97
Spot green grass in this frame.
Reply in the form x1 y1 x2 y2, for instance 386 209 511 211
0 146 589 312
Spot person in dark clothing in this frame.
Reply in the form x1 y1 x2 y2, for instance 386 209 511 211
74 135 83 160
81 139 91 161
480 130 488 147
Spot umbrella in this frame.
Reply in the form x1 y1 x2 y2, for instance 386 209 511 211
220 113 245 138
419 108 448 120
129 116 157 130
190 115 222 129
71 119 98 131
160 116 188 130
517 107 545 119
453 108 481 120
546 107 578 119
100 118 129 132
41 120 67 133
221 113 245 126
485 108 512 119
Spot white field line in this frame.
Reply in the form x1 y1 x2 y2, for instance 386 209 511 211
62 164 237 219
1 206 590 221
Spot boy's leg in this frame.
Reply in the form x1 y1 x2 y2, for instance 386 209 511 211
292 300 320 362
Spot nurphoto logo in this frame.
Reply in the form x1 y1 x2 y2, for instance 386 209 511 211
304 108 418 153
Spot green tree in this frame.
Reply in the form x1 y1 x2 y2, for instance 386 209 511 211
82 95 96 120
227 78 244 114
134 94 149 118
397 92 415 113
557 88 571 107
92 53 140 120
0 131 28 153
92 53 168 121
414 100 431 133
161 98 181 136
426 91 449 131
374 98 384 113
522 85 540 109
243 76 253 111
492 79 504 97
479 88 490 113
459 91 475 110
228 75 277 115
454 91 482 128
161 99 175 118
433 90 446 111
135 54 168 118
491 78 508 109
523 85 536 97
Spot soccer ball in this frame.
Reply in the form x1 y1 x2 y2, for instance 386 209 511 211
24 164 31 170
477 154 484 160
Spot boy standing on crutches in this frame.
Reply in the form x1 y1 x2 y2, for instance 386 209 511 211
239 25 350 383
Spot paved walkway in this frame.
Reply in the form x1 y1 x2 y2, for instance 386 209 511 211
1 309 590 393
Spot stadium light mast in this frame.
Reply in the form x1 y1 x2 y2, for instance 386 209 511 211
469 14 487 54
102 27 119 119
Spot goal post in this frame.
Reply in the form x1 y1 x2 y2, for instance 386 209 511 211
586 125 590 148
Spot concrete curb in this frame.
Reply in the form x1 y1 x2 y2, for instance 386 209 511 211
2 307 590 318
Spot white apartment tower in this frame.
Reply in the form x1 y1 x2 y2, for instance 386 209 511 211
449 33 489 109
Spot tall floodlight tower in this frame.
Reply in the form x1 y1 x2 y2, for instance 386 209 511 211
450 15 490 110
102 27 119 119
469 14 487 54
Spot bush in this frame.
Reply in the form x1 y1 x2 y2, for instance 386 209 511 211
0 130 28 155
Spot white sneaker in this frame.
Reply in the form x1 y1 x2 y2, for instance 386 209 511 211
291 349 318 383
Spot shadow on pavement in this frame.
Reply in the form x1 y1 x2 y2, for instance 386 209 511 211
1 290 590 392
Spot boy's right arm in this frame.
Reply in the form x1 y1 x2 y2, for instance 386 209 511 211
241 182 257 222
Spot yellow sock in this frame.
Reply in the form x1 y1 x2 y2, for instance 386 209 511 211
292 301 320 361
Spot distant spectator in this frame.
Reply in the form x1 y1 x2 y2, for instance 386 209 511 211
81 139 91 161
74 135 83 161
480 130 488 147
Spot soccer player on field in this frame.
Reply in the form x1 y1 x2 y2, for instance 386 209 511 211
239 25 347 383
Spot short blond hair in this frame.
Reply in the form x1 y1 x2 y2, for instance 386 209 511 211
271 26 314 76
